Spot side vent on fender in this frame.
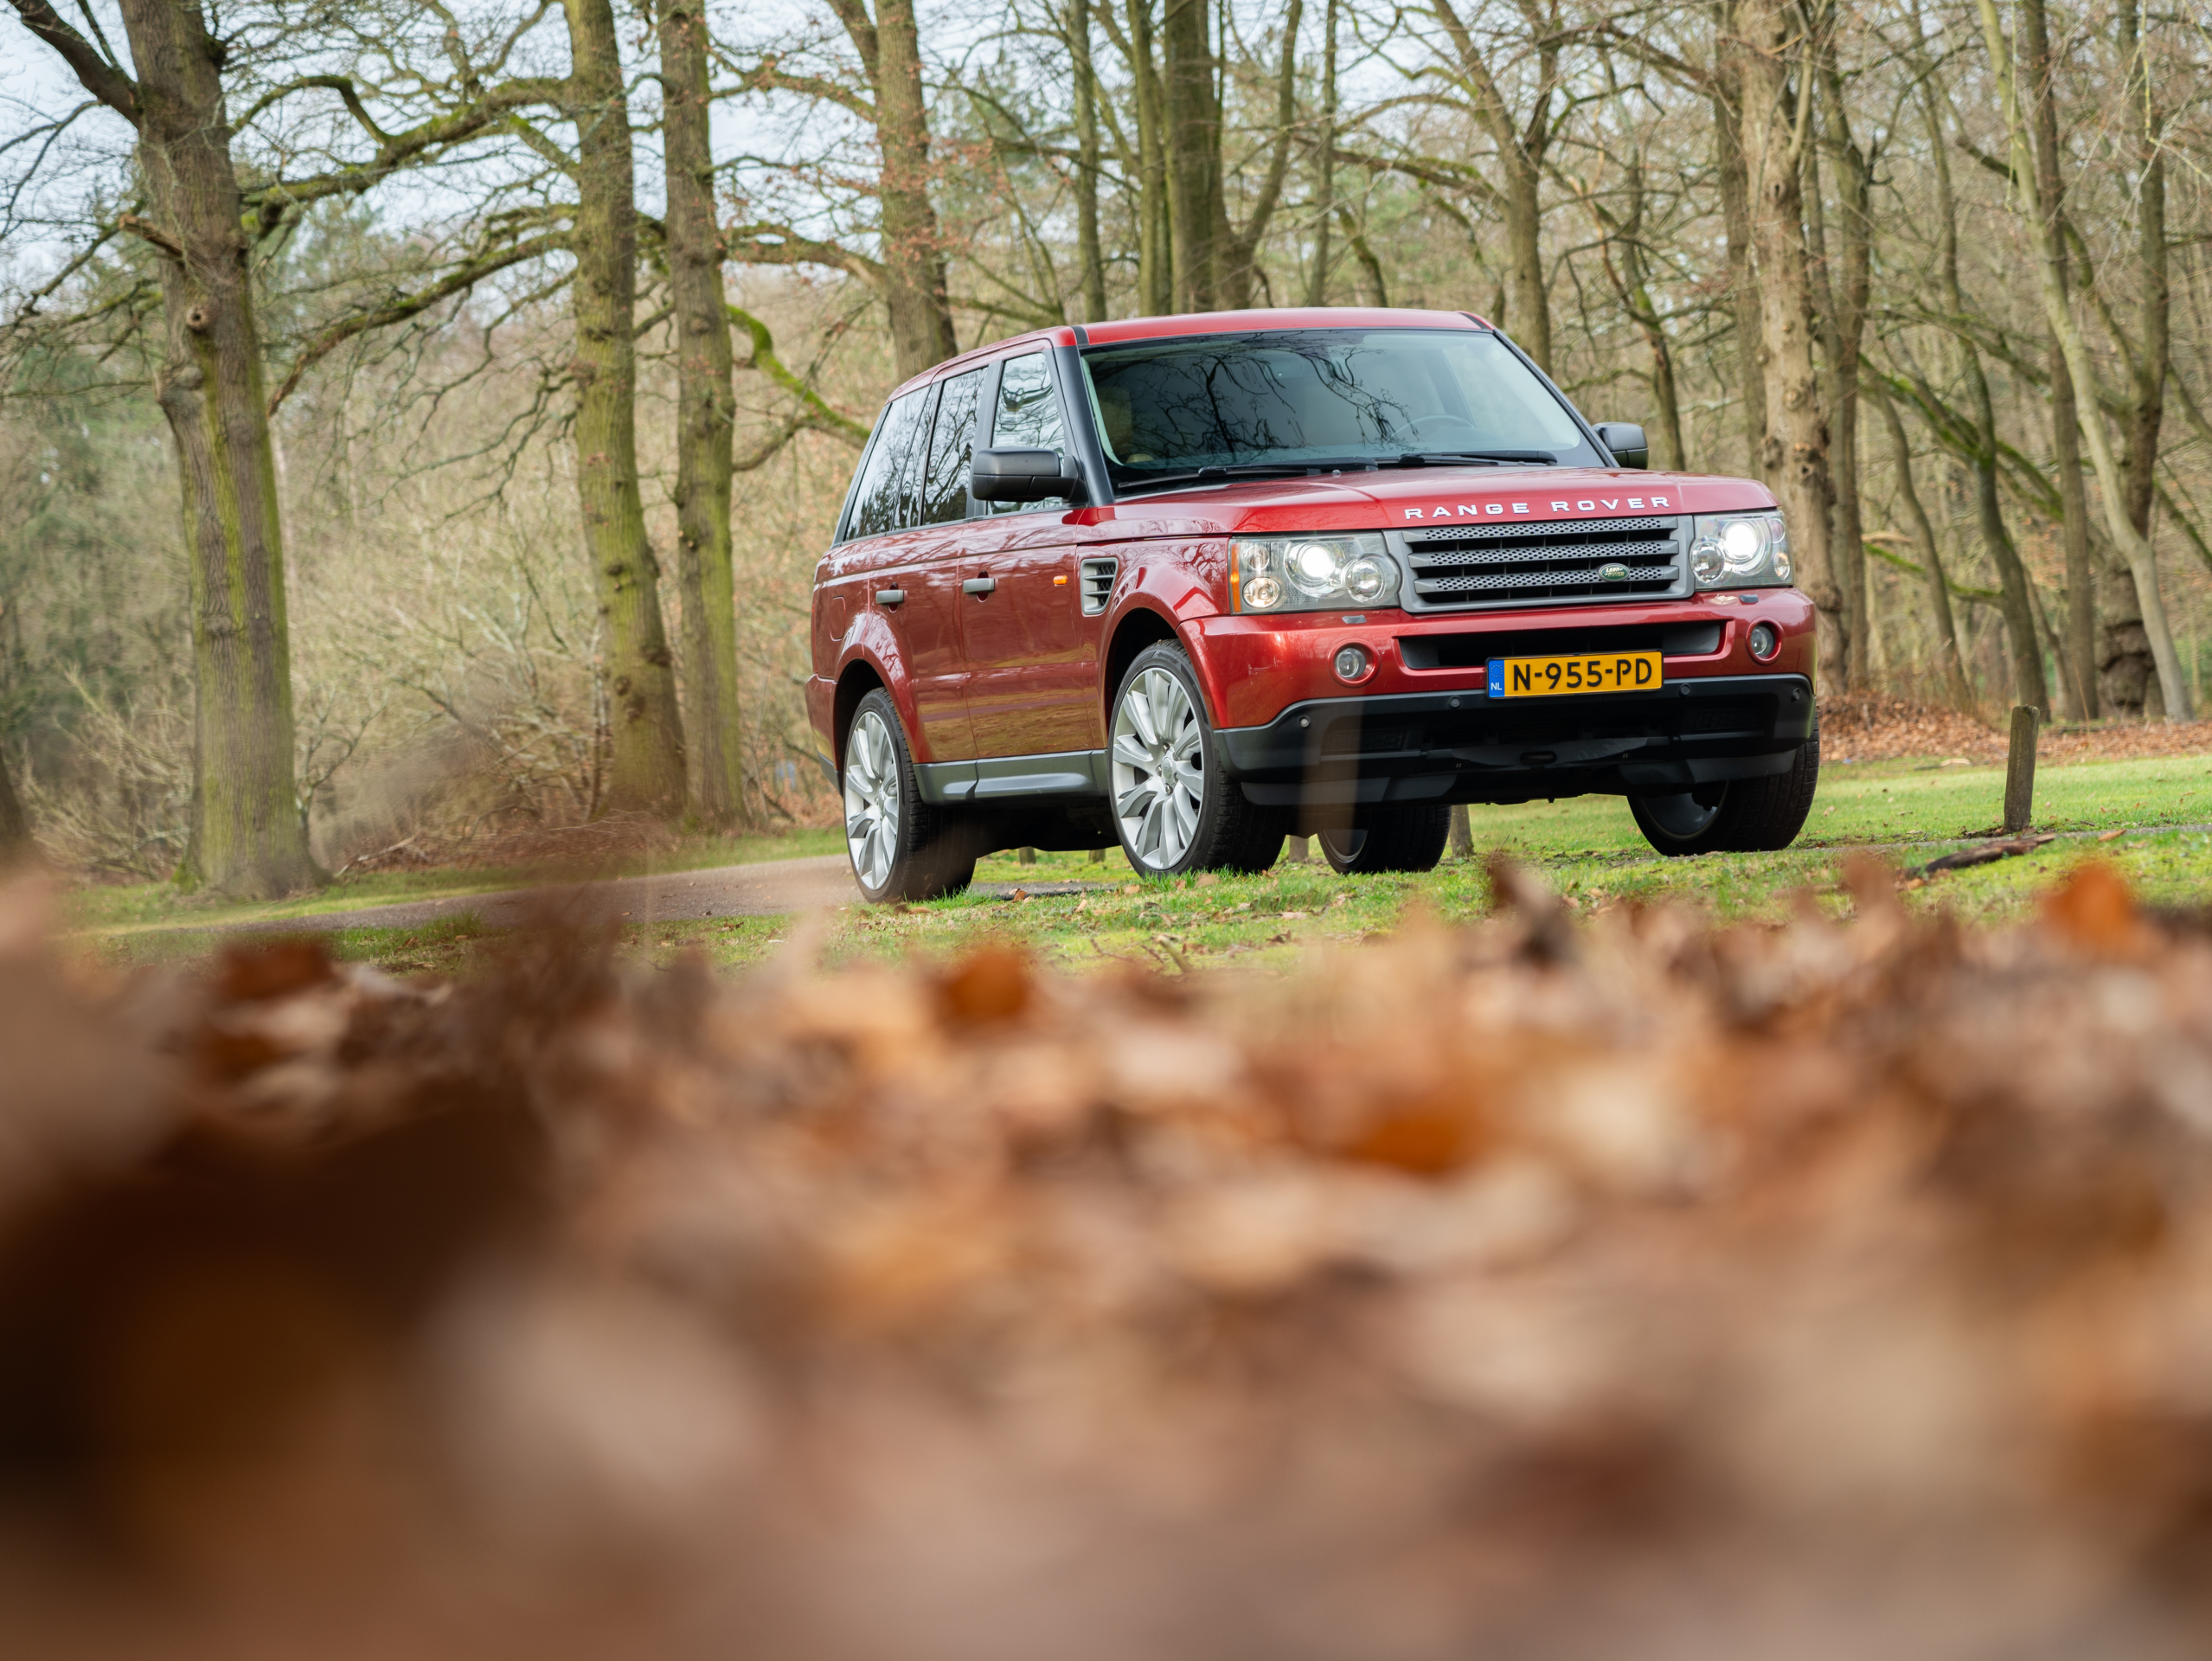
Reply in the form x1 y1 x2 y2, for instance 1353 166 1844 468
1080 557 1119 617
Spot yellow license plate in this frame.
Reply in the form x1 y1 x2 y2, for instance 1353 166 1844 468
1485 651 1662 698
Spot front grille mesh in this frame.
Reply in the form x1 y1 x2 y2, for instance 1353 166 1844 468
1402 516 1681 609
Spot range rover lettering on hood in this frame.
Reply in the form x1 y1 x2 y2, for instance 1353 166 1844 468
1402 493 1672 522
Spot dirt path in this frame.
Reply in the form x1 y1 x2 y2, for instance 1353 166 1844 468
222 855 1109 936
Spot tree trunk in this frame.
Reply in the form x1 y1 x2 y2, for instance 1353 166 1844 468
566 0 687 814
1498 147 1548 373
659 0 747 828
1971 0 2188 718
2020 0 2095 716
1922 76 2047 715
1814 61 1873 688
1429 0 1554 371
2119 4 2167 546
1305 0 1338 306
119 0 316 896
1731 0 1842 689
1873 388 1972 709
1126 0 1173 315
0 743 29 861
870 0 959 372
1070 0 1108 322
1161 0 1223 311
1712 76 1768 482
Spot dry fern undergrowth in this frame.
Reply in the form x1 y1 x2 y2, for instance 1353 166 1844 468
1823 689 2212 766
5 860 2212 1658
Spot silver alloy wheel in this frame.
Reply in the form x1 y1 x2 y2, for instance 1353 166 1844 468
1111 666 1205 869
1639 790 1724 842
843 708 902 891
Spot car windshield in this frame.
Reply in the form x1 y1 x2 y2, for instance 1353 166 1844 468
1079 329 1598 490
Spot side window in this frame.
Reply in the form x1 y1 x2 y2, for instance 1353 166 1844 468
918 369 984 525
843 389 932 540
989 353 1072 513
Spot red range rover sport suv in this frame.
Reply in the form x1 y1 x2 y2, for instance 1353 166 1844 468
808 307 1818 902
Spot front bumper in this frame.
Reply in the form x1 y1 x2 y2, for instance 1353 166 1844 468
1218 673 1815 809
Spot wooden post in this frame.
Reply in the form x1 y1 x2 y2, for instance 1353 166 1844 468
1017 846 1036 865
1285 835 1310 863
2004 704 2040 832
1087 847 1105 863
1449 804 1473 859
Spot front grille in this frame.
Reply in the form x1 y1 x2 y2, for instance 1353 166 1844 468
1400 516 1683 610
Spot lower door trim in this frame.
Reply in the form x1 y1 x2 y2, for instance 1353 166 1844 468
916 750 1108 805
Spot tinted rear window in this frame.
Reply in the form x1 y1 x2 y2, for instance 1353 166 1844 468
918 369 984 525
844 388 933 540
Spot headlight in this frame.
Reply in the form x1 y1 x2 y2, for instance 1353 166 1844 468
1689 514 1792 589
1234 534 1399 612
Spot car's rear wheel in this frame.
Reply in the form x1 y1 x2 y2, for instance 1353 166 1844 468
843 689 976 902
1110 643 1286 876
1316 805 1452 875
1629 718 1820 856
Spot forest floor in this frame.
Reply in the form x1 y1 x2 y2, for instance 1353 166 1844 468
67 721 2212 979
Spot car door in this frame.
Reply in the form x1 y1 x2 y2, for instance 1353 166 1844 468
844 384 974 763
959 351 1106 765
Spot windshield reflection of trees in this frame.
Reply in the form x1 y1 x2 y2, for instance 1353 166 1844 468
1102 340 1416 471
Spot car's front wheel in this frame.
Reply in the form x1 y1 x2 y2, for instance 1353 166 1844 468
1110 642 1286 877
843 689 975 902
1628 719 1820 856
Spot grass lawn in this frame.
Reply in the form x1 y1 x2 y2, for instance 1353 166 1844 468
66 749 2212 979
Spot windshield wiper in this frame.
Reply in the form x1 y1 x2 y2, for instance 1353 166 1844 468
1112 463 1325 495
1385 450 1558 467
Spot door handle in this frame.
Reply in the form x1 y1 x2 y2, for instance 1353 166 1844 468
875 588 905 608
961 576 997 597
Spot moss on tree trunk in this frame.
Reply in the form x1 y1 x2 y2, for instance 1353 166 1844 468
565 0 688 813
657 0 749 828
120 0 316 898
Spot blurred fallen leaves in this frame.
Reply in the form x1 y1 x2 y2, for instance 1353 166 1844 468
7 860 2212 1657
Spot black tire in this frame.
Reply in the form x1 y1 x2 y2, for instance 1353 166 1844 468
1628 717 1821 856
1317 805 1452 875
1108 642 1288 876
841 689 977 902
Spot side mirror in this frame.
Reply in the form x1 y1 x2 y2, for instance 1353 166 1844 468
1592 422 1649 470
971 446 1082 503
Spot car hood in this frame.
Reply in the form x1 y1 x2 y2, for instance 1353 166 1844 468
1078 466 1775 539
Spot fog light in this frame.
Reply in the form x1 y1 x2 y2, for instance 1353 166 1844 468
1748 622 1780 662
1333 644 1373 683
1243 574 1283 611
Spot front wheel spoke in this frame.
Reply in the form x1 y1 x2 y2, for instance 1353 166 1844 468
1117 782 1156 818
1125 691 1159 747
1170 786 1200 843
1112 734 1152 771
1149 676 1179 743
1139 795 1168 859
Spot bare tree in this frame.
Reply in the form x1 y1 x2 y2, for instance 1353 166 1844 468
1972 0 2189 720
1729 0 1843 686
9 0 319 894
562 0 688 811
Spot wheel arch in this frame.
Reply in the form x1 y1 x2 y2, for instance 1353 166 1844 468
1101 606 1184 726
832 659 889 773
